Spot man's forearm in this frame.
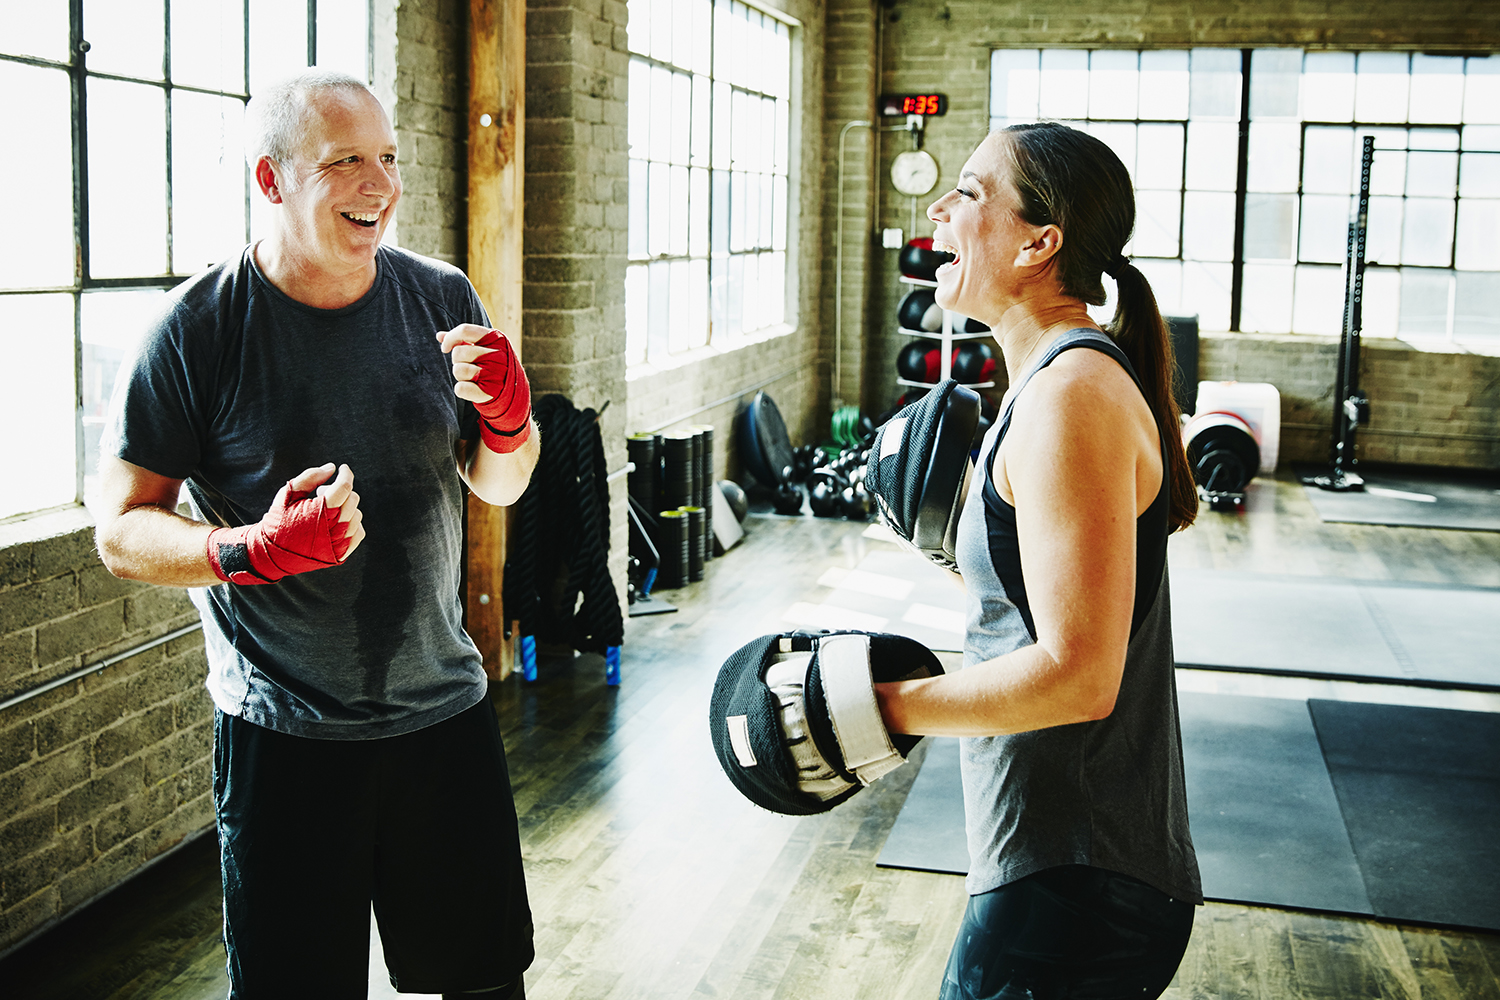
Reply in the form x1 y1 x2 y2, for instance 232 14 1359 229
96 504 222 588
462 418 541 507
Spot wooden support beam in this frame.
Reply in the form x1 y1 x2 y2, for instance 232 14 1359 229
467 0 526 680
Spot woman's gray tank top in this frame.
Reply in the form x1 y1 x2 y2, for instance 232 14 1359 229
953 327 1202 903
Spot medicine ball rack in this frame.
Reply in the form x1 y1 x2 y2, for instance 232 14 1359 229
895 275 995 391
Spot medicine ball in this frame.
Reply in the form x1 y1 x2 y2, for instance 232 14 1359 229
896 340 939 382
898 237 955 281
717 479 749 524
897 289 944 332
951 342 996 383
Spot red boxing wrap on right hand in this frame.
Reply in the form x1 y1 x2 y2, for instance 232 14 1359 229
206 481 354 585
471 329 533 454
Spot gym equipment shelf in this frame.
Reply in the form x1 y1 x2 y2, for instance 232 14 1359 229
897 275 995 389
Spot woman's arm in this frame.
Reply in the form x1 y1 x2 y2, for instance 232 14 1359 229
875 351 1160 737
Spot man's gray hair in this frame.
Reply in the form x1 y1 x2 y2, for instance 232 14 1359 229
245 68 376 170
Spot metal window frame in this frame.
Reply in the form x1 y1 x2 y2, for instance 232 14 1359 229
0 0 372 513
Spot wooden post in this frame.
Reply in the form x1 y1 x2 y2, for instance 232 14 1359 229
467 0 525 679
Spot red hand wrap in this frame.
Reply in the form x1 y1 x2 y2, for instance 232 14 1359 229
471 329 532 454
206 481 353 585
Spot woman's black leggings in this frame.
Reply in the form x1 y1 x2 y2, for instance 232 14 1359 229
939 865 1195 1000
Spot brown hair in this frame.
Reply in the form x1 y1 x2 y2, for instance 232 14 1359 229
1001 121 1197 531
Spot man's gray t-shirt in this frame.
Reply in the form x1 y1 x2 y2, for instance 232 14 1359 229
104 245 488 739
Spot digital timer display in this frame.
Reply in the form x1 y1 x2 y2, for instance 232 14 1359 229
880 93 948 117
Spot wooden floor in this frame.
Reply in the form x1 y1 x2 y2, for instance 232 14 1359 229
3 469 1499 999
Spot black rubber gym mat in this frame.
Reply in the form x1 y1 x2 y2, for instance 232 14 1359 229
1172 570 1500 689
878 694 1373 918
1179 692 1371 915
1308 699 1500 932
1297 466 1500 531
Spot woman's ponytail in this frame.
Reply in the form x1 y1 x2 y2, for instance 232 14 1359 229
1109 263 1197 531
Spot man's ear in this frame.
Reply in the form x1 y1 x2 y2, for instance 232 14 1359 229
254 156 284 204
1013 224 1063 268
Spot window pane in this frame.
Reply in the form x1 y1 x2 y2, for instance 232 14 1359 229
671 70 690 164
172 90 247 274
1303 52 1355 122
80 288 167 499
249 0 307 93
1250 49 1301 119
1464 55 1500 125
669 163 689 256
88 78 168 277
1088 50 1137 121
729 170 745 251
652 0 672 63
1303 126 1354 194
1463 125 1500 152
85 0 164 80
650 65 671 161
627 0 649 55
689 166 709 257
669 258 694 352
1290 264 1344 335
1135 123 1184 189
690 257 711 342
1366 137 1408 196
1405 149 1458 197
691 0 712 77
1132 191 1181 258
1408 54 1464 124
1239 263 1293 333
1298 194 1351 263
1189 48 1240 119
774 97 788 173
711 80 731 167
648 259 670 356
710 168 728 253
1401 197 1455 266
628 60 649 155
1355 52 1409 123
628 159 647 257
992 49 1040 122
759 172 774 249
1182 192 1235 261
1246 122 1300 192
0 294 76 518
1397 267 1451 336
1454 270 1500 341
0 0 70 61
1458 150 1494 194
1455 199 1500 270
1182 261 1232 330
673 0 693 72
1185 122 1238 191
1366 196 1403 266
0 62 74 288
625 264 647 364
739 251 758 334
1139 50 1189 120
1361 267 1400 338
761 251 784 327
172 0 245 92
1244 193 1296 260
317 0 368 81
647 161 669 255
772 174 787 251
725 253 743 335
691 74 710 166
1038 49 1087 120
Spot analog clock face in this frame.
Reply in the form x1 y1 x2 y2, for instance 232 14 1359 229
891 149 940 196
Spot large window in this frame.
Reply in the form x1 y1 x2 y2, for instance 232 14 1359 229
990 48 1500 350
0 1 370 522
625 0 793 369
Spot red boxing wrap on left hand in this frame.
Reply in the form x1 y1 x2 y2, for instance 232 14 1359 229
471 329 532 454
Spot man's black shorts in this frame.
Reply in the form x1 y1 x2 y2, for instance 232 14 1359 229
213 697 534 999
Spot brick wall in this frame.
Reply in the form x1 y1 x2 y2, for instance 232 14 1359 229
851 0 1500 465
0 509 208 955
0 8 472 955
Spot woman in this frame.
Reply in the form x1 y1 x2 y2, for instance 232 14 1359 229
874 122 1201 1000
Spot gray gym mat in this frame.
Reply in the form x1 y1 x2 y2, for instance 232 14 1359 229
1179 692 1372 914
1298 466 1500 531
1309 699 1500 932
878 694 1373 918
1172 570 1500 689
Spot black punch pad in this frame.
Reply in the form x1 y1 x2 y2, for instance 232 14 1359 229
1309 699 1500 932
